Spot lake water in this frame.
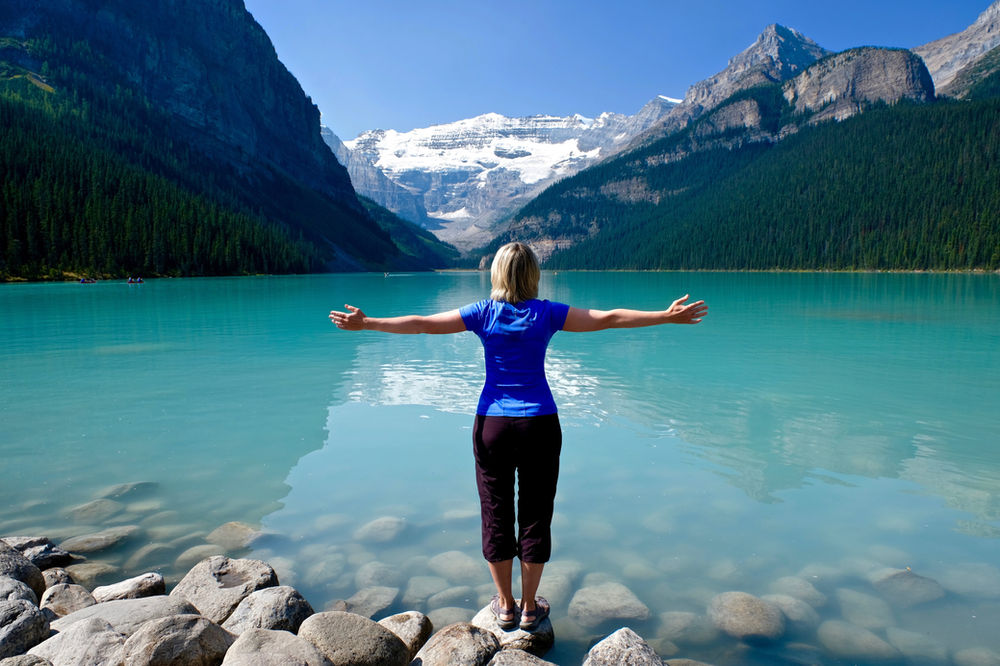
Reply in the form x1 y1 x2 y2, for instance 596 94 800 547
2 272 998 664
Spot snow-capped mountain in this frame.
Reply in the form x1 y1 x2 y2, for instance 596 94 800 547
330 97 676 250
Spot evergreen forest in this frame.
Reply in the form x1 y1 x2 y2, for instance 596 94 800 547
0 36 455 281
495 75 1000 271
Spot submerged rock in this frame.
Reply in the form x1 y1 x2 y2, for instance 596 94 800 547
403 576 449 607
354 517 406 544
761 594 820 633
427 551 484 585
64 562 119 589
95 482 158 501
40 569 73 588
206 522 260 551
427 607 475 628
707 591 785 643
656 611 720 646
953 647 1000 666
871 568 945 608
568 582 650 629
939 563 1000 599
836 588 894 629
64 499 124 524
59 526 139 554
170 556 278 624
768 575 827 607
343 586 398 619
817 619 900 661
583 627 661 666
885 626 948 665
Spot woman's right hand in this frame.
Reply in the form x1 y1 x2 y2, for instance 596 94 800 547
329 304 366 331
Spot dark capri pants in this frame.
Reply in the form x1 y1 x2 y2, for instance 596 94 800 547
473 413 562 563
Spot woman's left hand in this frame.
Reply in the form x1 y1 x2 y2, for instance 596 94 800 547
329 304 366 331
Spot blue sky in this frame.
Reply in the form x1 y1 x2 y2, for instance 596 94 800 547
243 0 994 139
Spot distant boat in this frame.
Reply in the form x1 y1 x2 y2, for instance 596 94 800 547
79 278 96 283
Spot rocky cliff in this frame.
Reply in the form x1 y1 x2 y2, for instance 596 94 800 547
915 0 1000 93
636 24 829 144
783 48 935 123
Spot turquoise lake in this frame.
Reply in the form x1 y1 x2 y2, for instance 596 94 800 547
1 271 998 664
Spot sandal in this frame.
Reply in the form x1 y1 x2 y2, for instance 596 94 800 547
490 594 517 630
518 596 550 631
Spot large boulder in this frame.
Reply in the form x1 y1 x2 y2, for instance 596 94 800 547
817 620 900 661
487 650 557 665
221 586 314 635
51 595 198 637
378 611 433 662
0 538 73 571
169 557 278 624
583 627 661 666
0 600 49 659
0 578 37 606
470 603 553 657
707 591 785 643
92 573 165 603
120 614 235 665
298 611 409 666
221 628 333 665
27 616 125 665
411 622 499 666
568 582 649 629
39 584 96 618
0 543 45 601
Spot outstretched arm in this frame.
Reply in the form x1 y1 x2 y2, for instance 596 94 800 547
329 305 466 335
563 294 707 332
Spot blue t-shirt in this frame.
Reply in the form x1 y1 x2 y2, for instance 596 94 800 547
460 298 570 416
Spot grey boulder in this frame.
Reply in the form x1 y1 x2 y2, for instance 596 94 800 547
298 611 409 666
221 586 314 635
0 539 72 571
51 595 198 637
39 584 96 618
378 611 433 662
92 573 165 603
412 622 499 666
0 578 36 606
221 628 332 665
120 614 235 665
583 627 662 666
0 600 49 659
169 557 278 624
28 616 125 665
0 542 45 601
470 603 553 657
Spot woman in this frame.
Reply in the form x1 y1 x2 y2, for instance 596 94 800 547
329 242 707 631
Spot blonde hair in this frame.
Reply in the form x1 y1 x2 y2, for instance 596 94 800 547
490 242 540 303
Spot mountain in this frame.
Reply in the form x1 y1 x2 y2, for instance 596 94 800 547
336 98 677 251
475 22 998 272
915 0 1000 93
632 24 830 146
0 0 453 279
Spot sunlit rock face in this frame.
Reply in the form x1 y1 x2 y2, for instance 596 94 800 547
915 0 1000 93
